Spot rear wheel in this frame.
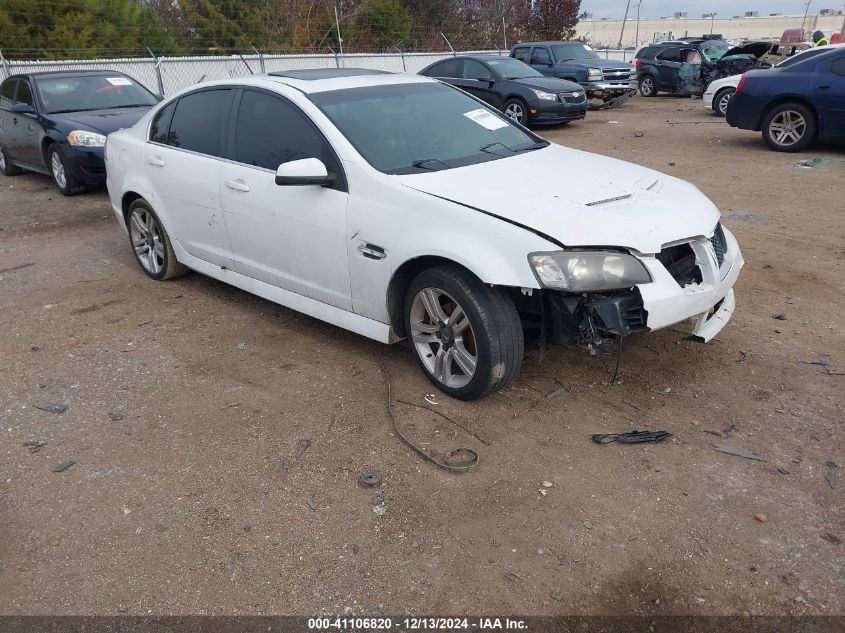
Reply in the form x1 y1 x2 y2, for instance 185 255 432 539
639 75 657 97
48 145 84 195
404 265 524 401
0 145 22 176
761 102 816 152
502 98 527 125
713 87 735 117
126 199 188 281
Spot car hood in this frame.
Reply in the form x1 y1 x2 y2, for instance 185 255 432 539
512 77 583 92
393 144 720 254
51 106 153 135
558 58 631 69
723 42 770 59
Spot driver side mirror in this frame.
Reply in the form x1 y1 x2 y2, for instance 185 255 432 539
275 158 335 187
477 75 495 83
12 103 35 114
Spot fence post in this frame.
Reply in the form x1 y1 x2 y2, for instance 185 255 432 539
0 49 9 80
252 46 265 74
147 47 165 97
400 51 406 72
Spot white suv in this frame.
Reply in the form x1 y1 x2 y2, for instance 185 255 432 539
105 68 743 400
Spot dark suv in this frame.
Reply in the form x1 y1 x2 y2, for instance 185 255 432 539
634 40 770 97
511 41 637 107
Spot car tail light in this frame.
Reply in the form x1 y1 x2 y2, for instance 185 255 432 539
735 74 748 95
634 58 641 69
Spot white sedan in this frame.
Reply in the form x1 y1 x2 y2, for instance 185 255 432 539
105 69 743 400
703 74 742 116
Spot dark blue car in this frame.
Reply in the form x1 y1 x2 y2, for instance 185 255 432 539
0 70 159 194
726 46 845 152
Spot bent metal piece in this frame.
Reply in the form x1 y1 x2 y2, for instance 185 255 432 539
592 431 672 444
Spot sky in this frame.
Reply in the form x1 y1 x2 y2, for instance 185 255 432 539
579 0 837 19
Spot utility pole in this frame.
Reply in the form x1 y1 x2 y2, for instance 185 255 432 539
334 5 343 60
634 0 643 47
503 15 508 51
617 0 632 48
800 0 812 35
709 12 716 36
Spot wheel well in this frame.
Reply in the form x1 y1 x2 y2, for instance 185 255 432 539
40 138 55 164
121 192 144 225
386 256 479 338
758 97 818 132
503 95 527 106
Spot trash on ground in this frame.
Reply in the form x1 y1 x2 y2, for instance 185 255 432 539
542 481 553 488
23 440 47 453
777 468 791 475
793 157 845 169
33 402 67 414
825 461 837 489
772 313 787 320
358 471 381 488
423 394 439 405
722 423 736 438
713 443 767 462
803 360 830 367
592 431 672 444
109 411 124 421
52 460 76 473
755 513 769 523
306 497 317 511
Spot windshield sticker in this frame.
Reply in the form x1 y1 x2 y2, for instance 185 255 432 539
463 108 509 131
106 77 133 86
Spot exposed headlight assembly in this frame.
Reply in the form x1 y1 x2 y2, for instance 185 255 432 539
528 250 651 291
67 130 107 147
531 89 558 101
587 68 603 81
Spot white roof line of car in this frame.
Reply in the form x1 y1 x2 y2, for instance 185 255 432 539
193 71 434 95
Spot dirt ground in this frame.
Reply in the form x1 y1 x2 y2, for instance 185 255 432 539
0 96 843 617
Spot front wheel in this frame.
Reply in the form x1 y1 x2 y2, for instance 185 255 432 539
713 87 735 117
404 265 524 401
126 199 189 280
761 102 816 152
639 75 657 97
48 145 84 195
502 98 527 125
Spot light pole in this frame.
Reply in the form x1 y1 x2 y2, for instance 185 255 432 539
709 12 716 36
634 0 643 47
800 0 812 35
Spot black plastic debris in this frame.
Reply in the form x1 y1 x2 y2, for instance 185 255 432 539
592 431 672 444
33 402 67 414
52 460 76 473
22 440 47 453
825 461 837 489
358 471 382 488
713 444 766 462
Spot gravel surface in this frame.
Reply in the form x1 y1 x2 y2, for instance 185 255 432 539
0 96 842 616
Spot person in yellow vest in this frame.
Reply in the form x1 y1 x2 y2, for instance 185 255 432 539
812 30 830 46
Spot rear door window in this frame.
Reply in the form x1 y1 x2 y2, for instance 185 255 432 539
462 60 491 80
530 48 552 65
15 80 34 108
512 47 530 62
830 57 845 77
429 59 461 78
166 89 232 157
657 48 684 63
0 79 17 110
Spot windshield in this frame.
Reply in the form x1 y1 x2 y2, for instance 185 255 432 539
485 58 543 79
309 82 545 175
699 40 730 63
551 43 600 62
35 75 158 114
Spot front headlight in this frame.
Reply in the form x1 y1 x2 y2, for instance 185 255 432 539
528 250 652 291
532 89 558 101
587 68 603 81
67 130 107 147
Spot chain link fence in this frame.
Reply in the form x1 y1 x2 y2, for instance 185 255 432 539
0 49 631 96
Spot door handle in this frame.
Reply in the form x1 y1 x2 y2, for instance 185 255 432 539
818 85 830 89
225 179 250 192
147 156 165 167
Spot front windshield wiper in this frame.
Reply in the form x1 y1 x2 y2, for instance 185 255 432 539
108 104 154 109
48 108 103 114
479 142 517 155
515 140 550 153
410 158 448 170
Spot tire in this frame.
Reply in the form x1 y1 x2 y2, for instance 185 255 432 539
0 145 22 176
761 102 816 152
502 98 528 125
47 144 85 195
638 75 657 97
404 265 524 401
126 199 189 281
712 87 735 117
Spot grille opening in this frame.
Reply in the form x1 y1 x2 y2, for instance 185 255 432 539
710 223 727 267
656 243 702 287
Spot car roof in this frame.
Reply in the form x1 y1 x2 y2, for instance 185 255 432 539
190 69 433 95
513 41 582 46
12 70 131 80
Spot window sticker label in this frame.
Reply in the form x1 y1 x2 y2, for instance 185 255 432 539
106 77 133 86
463 108 509 130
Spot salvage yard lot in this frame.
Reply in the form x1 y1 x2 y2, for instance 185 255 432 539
0 96 843 615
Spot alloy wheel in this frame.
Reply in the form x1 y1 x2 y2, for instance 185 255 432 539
769 110 806 147
409 287 478 389
0 148 6 171
640 77 654 96
50 151 67 189
717 90 733 115
129 207 165 275
504 102 524 124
